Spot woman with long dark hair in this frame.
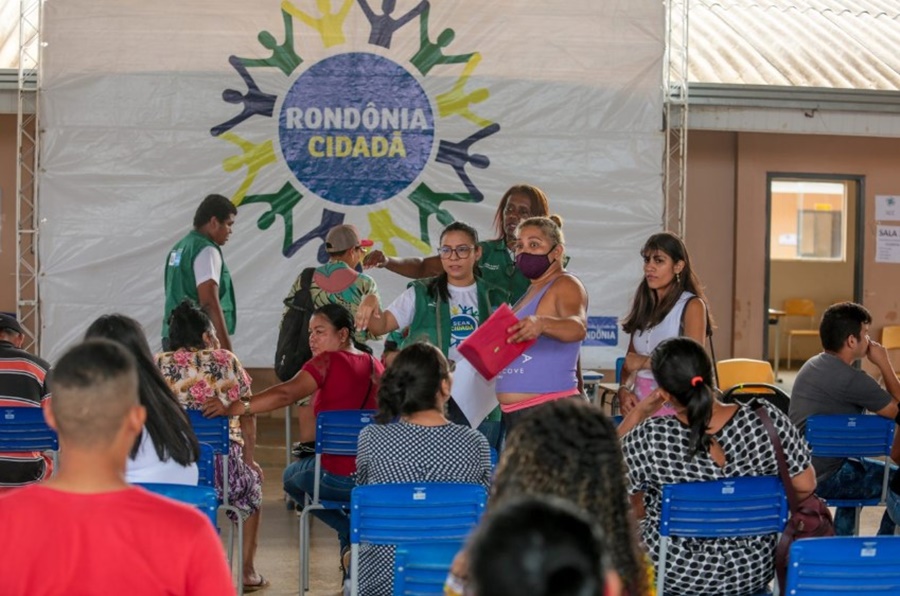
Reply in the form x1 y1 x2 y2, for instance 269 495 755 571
618 232 711 416
355 342 492 595
84 314 200 485
620 337 815 595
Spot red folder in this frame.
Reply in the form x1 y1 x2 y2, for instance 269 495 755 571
458 303 536 381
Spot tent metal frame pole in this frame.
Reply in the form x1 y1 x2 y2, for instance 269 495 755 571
16 0 42 352
663 0 689 238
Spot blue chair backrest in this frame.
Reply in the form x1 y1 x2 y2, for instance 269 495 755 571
351 482 488 546
315 410 377 456
393 540 464 596
137 483 219 527
805 414 895 458
0 406 58 451
660 476 788 539
786 536 900 594
658 476 787 595
197 442 216 488
615 356 625 384
186 410 229 455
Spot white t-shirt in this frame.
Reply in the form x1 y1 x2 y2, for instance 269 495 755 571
386 282 480 363
126 430 199 486
193 246 222 285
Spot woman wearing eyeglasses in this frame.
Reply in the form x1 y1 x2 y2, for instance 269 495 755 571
356 222 509 422
363 184 550 303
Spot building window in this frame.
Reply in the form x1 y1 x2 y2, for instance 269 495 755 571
770 180 846 261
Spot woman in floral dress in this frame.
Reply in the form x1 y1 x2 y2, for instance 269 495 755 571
156 300 267 592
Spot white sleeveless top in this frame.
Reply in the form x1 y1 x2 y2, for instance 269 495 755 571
632 291 696 386
126 430 199 486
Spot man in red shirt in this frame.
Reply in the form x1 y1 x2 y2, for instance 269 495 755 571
0 339 234 595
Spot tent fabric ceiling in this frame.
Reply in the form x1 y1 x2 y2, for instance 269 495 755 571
683 0 900 90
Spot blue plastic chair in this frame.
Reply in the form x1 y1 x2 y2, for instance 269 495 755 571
186 411 231 501
785 536 900 594
137 482 219 527
657 476 788 596
805 414 895 535
0 406 58 473
392 540 464 596
298 410 376 593
196 442 215 489
615 356 625 383
349 482 488 596
186 410 242 593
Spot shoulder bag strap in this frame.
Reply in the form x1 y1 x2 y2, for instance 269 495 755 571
680 297 718 387
753 403 801 511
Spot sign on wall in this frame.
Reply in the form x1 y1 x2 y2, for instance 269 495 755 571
39 0 664 367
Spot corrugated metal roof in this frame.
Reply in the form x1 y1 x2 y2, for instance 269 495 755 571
684 0 900 90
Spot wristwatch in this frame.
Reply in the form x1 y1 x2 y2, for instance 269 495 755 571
240 398 252 416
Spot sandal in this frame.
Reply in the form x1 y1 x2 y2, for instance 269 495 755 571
340 545 351 581
243 574 270 592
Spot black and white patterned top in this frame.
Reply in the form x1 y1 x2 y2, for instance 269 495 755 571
621 402 811 596
355 421 492 596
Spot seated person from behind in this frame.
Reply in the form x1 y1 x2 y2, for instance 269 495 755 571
85 314 200 485
0 313 52 493
789 301 900 536
355 342 492 595
621 337 814 596
467 496 621 596
0 339 232 594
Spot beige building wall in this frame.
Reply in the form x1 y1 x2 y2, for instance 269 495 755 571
683 130 900 366
1 114 18 313
679 131 737 359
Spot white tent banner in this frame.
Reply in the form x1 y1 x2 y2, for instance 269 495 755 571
40 0 663 368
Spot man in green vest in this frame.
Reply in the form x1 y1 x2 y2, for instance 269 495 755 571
162 194 238 351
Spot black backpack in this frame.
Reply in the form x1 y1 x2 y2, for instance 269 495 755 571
274 267 316 381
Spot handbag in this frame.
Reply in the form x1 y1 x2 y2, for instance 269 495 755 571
753 403 835 590
457 303 536 380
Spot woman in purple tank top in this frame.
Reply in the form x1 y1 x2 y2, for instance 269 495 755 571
617 232 711 416
494 215 588 427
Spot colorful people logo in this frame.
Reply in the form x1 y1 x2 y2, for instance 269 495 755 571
212 0 499 262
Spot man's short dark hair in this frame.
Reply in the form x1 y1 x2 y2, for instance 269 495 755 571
820 302 872 352
51 339 139 447
193 194 237 229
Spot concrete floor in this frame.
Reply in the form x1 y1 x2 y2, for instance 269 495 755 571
237 416 343 596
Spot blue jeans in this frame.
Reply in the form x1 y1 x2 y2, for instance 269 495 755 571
884 488 900 532
283 457 355 550
816 458 896 536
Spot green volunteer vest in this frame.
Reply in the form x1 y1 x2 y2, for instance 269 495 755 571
401 277 509 357
163 230 236 338
478 238 530 303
